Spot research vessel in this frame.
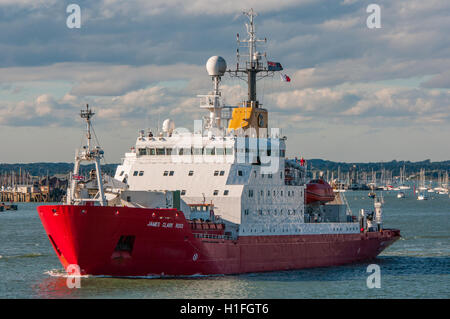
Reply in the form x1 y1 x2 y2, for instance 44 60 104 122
37 10 400 277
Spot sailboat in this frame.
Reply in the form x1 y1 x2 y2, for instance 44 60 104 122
398 165 410 190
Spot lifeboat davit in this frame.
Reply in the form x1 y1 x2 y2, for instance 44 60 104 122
306 179 335 204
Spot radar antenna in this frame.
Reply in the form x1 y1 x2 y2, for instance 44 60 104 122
228 9 282 107
80 104 95 150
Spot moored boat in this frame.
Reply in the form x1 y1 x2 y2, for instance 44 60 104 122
397 192 405 199
305 179 335 204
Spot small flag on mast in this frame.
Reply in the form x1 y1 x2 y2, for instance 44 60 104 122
280 73 291 82
267 61 283 71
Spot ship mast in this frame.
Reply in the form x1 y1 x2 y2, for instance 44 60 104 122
67 104 107 206
229 9 277 107
81 104 94 151
224 9 284 138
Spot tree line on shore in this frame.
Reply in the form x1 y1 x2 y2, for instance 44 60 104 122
0 159 448 179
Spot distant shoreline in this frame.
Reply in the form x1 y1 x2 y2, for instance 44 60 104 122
1 159 449 176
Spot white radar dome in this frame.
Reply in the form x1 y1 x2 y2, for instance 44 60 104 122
206 56 227 76
162 118 175 134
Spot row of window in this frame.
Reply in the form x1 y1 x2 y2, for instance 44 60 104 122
179 189 230 196
213 190 229 196
241 227 359 234
244 208 298 216
236 149 286 157
214 170 225 176
164 170 227 177
248 189 296 197
137 147 286 157
242 228 298 234
138 147 234 156
132 171 144 176
128 169 287 180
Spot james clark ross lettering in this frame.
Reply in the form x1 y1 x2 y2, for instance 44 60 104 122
180 303 269 316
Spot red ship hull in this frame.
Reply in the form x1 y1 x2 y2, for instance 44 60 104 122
37 205 400 277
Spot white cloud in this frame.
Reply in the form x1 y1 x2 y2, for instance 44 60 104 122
321 17 360 30
0 0 57 7
1 0 450 162
0 63 205 96
97 0 313 17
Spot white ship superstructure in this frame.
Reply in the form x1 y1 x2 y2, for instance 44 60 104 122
114 10 363 238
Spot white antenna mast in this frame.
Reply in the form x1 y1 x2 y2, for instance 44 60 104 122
229 9 281 107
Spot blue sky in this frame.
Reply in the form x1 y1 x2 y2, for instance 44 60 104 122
0 0 449 163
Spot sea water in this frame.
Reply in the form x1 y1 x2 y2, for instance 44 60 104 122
0 191 448 298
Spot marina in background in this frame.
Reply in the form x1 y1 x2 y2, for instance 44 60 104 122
1 163 448 202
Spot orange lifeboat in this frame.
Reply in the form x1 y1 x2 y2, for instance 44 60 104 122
305 179 335 204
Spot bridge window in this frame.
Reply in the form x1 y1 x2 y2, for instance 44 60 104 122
181 190 186 195
163 171 168 176
225 148 233 155
188 170 194 176
133 171 138 176
213 190 219 196
214 170 219 176
138 171 144 176
216 148 224 155
169 171 174 176
138 148 146 156
205 147 215 155
220 170 225 176
224 190 229 196
193 147 203 155
166 148 173 155
156 148 165 155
